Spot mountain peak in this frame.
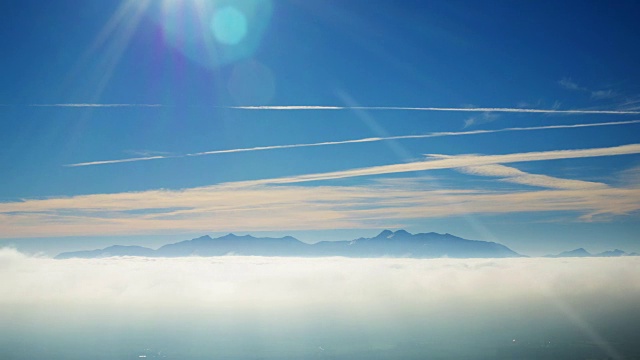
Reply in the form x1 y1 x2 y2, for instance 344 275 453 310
596 249 627 257
375 229 412 239
571 248 590 253
219 233 242 239
393 230 411 237
376 230 394 238
554 248 592 257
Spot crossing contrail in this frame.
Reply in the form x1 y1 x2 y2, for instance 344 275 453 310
64 120 640 167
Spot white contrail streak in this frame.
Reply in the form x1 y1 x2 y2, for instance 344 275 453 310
231 105 640 115
64 120 640 167
187 120 640 155
186 137 382 156
65 156 168 167
30 103 163 107
23 104 640 114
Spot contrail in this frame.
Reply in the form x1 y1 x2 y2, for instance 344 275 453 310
64 120 640 167
187 120 640 156
24 103 640 114
186 137 382 156
231 105 640 115
30 103 163 107
65 156 169 167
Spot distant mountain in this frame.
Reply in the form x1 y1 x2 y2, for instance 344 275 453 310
154 234 309 257
55 245 155 259
55 230 523 259
548 248 593 258
596 249 628 257
311 230 521 258
546 248 635 258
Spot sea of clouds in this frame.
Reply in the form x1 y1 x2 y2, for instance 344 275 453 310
1 248 639 359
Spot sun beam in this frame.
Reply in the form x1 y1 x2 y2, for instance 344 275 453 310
76 0 152 101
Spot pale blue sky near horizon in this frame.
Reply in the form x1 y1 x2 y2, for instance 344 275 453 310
1 0 640 256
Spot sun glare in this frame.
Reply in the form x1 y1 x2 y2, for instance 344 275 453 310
157 0 272 68
212 6 248 45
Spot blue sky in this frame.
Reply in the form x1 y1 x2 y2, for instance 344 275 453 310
1 0 640 256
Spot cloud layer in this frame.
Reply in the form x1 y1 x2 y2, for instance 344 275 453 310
1 251 638 359
3 144 640 238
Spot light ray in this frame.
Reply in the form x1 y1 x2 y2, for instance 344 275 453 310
76 0 152 101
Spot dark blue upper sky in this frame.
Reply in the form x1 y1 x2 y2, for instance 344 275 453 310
1 0 640 255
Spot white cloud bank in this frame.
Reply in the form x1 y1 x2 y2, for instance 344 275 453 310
0 250 638 359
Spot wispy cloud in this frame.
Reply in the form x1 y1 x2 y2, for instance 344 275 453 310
463 117 477 128
558 78 618 101
591 89 617 100
458 164 608 190
64 120 640 167
613 166 640 188
247 144 640 184
616 95 640 111
4 144 640 238
463 112 500 128
1 179 639 238
558 78 587 91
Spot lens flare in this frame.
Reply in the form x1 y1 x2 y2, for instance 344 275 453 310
212 6 248 45
157 0 273 68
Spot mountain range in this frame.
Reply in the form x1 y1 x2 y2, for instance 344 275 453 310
55 230 637 259
546 248 638 258
56 229 521 259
